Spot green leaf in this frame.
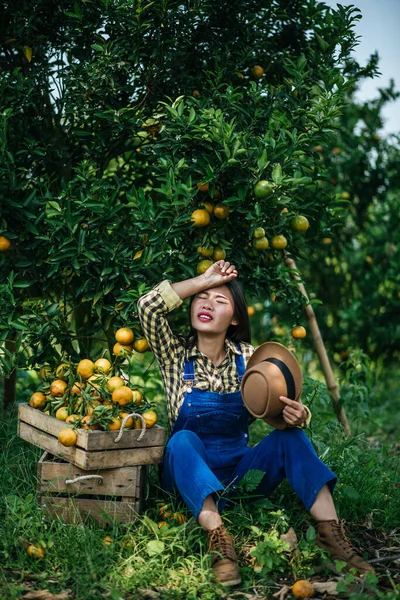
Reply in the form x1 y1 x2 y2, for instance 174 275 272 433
239 469 265 492
272 163 282 183
91 44 104 52
146 540 165 556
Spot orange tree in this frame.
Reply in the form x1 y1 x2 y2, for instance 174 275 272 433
0 0 370 379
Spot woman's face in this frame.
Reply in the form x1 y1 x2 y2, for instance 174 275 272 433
190 285 238 336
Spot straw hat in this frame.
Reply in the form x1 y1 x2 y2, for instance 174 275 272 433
241 342 303 429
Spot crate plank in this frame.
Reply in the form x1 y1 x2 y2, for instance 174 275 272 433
19 403 165 451
39 495 141 525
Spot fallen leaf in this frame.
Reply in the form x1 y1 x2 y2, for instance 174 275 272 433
272 585 291 600
313 581 339 595
280 527 298 552
137 590 160 599
22 590 73 600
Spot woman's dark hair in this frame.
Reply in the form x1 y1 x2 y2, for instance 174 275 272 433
187 279 251 344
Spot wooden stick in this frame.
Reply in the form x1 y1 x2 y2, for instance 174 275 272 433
284 253 351 437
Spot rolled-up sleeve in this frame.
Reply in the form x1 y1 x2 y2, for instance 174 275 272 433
137 280 183 365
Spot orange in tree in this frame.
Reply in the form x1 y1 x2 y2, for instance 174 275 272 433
192 89 201 98
112 385 134 406
250 65 264 80
197 246 214 258
323 237 332 244
0 236 11 252
196 181 209 192
212 248 226 261
56 406 69 421
252 237 269 251
341 191 350 199
253 227 265 239
58 428 77 446
213 203 229 219
290 215 309 233
133 338 150 353
191 208 210 228
254 180 272 198
27 545 45 559
271 235 288 250
29 392 47 410
119 412 134 428
106 376 125 392
291 326 306 339
50 379 68 397
247 306 255 317
113 342 133 356
39 365 51 380
280 207 288 216
94 358 111 374
197 260 213 275
77 359 95 380
199 201 214 214
55 363 69 380
291 580 314 599
115 327 135 345
108 417 122 431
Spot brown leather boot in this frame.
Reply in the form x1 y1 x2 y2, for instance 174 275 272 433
316 520 375 575
206 524 241 586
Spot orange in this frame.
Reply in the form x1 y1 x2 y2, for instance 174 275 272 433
113 342 133 356
50 379 68 397
212 248 226 261
196 181 209 192
250 65 264 80
253 227 265 239
290 216 309 233
141 409 157 428
58 428 77 446
197 260 213 275
291 326 306 339
191 209 210 228
271 235 288 250
0 236 11 252
158 521 169 529
81 415 99 430
173 512 186 525
87 374 101 391
94 358 111 374
213 203 229 219
118 412 134 429
323 237 332 244
103 535 113 546
132 390 143 405
332 146 341 155
291 580 314 598
38 365 51 380
247 306 255 317
197 246 214 258
55 363 70 380
213 188 221 199
280 207 289 215
112 386 134 406
133 338 150 353
108 417 122 431
199 201 214 214
27 545 45 559
313 145 323 152
65 414 80 425
115 327 135 345
192 89 201 98
159 505 172 519
106 376 125 392
252 237 269 251
341 191 350 199
29 392 47 410
86 399 101 415
55 406 69 421
71 382 83 396
254 180 272 198
77 359 95 380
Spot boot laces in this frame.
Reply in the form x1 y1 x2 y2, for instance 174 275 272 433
207 525 237 563
331 520 359 557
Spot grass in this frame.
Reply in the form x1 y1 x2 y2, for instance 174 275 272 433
0 366 399 599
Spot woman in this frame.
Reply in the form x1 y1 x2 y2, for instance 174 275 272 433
137 260 373 586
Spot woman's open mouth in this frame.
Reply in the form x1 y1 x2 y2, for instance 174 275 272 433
197 312 213 322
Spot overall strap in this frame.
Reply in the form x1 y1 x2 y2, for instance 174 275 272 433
235 343 246 383
182 357 195 382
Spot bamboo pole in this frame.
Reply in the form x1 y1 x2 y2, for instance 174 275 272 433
284 253 351 437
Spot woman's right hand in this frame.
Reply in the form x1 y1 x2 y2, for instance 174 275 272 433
200 260 238 288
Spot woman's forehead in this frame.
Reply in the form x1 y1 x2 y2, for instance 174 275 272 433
197 286 233 301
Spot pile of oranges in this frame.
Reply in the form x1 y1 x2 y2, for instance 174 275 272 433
29 328 157 446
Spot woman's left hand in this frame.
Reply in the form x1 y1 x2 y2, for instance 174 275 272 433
280 396 306 426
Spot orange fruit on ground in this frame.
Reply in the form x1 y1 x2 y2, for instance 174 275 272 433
199 201 214 214
71 382 83 396
0 236 11 252
173 512 187 525
197 246 214 258
247 306 255 317
191 208 210 228
291 580 315 598
29 392 47 410
197 260 213 275
55 363 70 380
196 181 209 192
271 235 288 250
133 338 150 353
291 326 307 339
77 359 95 380
27 545 45 559
159 505 172 519
192 89 201 98
141 409 157 428
50 379 68 397
112 386 134 406
94 358 111 374
38 365 51 380
113 342 133 356
253 227 265 239
81 415 100 430
213 203 229 219
118 412 134 429
250 65 264 80
212 248 226 261
103 535 113 546
254 180 272 198
290 215 309 233
115 327 135 345
106 376 125 392
55 406 69 421
108 417 122 431
65 414 80 425
158 521 169 529
58 428 77 446
252 237 269 251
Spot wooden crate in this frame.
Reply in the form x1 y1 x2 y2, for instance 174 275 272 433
19 403 165 470
37 452 146 524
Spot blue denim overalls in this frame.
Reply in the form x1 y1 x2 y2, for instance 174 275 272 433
161 345 337 520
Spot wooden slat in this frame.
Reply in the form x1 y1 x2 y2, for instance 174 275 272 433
39 495 141 525
19 403 165 450
20 421 164 470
